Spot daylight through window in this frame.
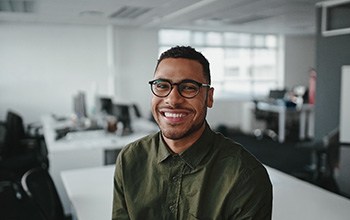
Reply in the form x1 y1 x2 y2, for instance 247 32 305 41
159 29 282 100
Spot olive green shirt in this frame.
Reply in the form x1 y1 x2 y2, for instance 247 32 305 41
112 123 272 220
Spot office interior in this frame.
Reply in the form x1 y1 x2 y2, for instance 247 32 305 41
1 0 350 219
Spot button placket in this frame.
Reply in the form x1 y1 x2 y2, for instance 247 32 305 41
166 156 184 218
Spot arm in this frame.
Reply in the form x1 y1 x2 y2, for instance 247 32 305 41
112 154 130 220
229 166 273 220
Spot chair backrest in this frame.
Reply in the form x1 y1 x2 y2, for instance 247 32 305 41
323 128 340 170
0 121 7 157
21 167 65 220
3 111 26 156
113 104 133 133
132 104 142 118
98 97 113 115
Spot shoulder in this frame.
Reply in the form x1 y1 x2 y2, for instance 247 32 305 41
116 132 160 167
120 132 159 156
210 131 270 181
210 131 256 163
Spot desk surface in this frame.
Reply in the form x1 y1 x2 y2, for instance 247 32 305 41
61 166 114 220
255 102 314 142
61 165 350 220
42 115 159 152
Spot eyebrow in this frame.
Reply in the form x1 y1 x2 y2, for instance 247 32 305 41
154 78 203 84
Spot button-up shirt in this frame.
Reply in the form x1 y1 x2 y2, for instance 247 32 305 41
113 123 272 220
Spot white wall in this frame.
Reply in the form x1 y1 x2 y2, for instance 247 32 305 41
113 27 158 118
206 99 245 129
0 23 110 123
0 24 158 124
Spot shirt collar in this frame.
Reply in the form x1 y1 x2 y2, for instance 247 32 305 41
157 122 215 170
179 123 214 169
157 132 172 163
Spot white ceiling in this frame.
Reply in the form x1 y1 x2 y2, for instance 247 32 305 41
0 0 323 35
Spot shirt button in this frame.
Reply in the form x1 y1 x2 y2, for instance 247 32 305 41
172 175 178 181
169 204 176 213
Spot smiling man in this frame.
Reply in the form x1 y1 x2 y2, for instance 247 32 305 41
112 46 272 220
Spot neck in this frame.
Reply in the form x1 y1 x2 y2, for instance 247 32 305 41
163 123 206 154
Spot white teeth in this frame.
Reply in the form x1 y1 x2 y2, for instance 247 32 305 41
164 112 185 118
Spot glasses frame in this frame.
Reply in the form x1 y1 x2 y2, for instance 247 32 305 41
148 79 211 98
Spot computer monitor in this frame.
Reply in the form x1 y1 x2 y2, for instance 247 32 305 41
73 92 87 118
97 97 113 115
112 104 132 134
268 89 286 100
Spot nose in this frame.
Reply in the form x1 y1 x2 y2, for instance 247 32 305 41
164 85 184 106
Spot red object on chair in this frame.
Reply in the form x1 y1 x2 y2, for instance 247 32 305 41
309 68 317 104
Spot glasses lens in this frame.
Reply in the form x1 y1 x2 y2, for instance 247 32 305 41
151 80 171 97
179 82 200 98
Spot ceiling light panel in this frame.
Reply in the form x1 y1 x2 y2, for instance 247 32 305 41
109 6 152 19
0 0 35 13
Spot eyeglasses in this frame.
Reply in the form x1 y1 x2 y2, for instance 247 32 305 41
148 79 210 98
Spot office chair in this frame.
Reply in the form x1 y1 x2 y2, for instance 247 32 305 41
0 121 7 158
4 111 26 156
98 97 113 115
252 100 279 141
113 104 133 135
252 89 287 141
131 103 142 118
252 88 299 141
0 168 47 220
0 110 49 175
21 167 66 220
296 128 340 184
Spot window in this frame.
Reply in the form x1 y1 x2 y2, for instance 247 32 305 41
159 29 282 100
321 0 350 37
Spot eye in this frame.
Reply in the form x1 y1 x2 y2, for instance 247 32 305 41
155 81 170 90
180 83 199 92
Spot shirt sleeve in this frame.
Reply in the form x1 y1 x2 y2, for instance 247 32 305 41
228 165 273 220
112 153 130 220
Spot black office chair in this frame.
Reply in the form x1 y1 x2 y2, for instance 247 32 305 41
252 99 279 141
131 103 142 118
296 128 340 184
3 111 26 156
21 167 66 220
252 88 299 141
0 110 49 175
0 121 7 158
0 168 50 220
113 104 133 135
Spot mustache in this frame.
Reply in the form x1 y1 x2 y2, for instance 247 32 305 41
158 104 192 111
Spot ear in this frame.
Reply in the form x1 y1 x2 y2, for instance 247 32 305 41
206 87 214 108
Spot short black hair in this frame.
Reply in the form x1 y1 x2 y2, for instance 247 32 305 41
155 46 211 84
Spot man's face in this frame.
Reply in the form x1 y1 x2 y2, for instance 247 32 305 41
151 58 214 140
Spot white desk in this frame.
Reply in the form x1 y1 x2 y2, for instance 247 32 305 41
61 166 114 220
256 102 314 143
61 165 350 220
42 115 158 215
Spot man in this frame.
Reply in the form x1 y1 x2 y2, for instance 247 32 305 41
112 46 272 219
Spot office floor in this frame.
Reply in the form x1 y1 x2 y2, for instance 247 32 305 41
219 127 343 198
